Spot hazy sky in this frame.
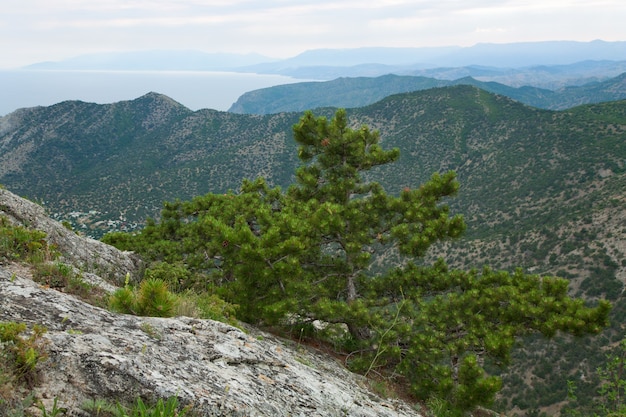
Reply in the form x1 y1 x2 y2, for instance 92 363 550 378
2 0 625 69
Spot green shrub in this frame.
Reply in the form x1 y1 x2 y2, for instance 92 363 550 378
109 279 177 318
109 286 138 315
144 262 195 293
115 396 190 417
0 216 51 262
136 279 177 317
185 292 238 325
33 262 73 288
32 262 108 306
81 398 118 417
0 321 47 392
108 273 238 324
38 397 67 417
82 396 191 417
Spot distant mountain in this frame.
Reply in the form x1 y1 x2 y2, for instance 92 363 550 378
1 87 626 414
547 71 626 108
406 60 626 89
24 41 626 79
447 71 626 108
434 40 626 67
24 50 277 71
245 40 626 70
229 74 451 114
237 41 626 80
229 72 626 114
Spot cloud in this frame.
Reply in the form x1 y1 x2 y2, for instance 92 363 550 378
1 0 625 68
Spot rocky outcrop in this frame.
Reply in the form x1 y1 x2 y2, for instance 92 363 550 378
0 188 142 284
0 271 419 416
0 189 421 416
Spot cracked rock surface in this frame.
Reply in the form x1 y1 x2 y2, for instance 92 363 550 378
0 270 420 416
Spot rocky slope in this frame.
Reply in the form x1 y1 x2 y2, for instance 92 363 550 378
0 188 142 285
0 188 420 416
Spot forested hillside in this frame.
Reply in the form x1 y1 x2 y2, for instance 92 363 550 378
229 72 626 114
0 93 302 222
1 86 625 414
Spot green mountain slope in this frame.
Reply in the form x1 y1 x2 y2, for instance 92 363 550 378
228 74 451 114
0 92 302 221
229 72 626 114
1 86 625 414
2 86 624 264
368 89 625 235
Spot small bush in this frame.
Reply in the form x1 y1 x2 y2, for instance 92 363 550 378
144 262 195 293
83 395 192 417
38 397 67 417
0 322 47 386
33 262 73 288
109 286 138 315
115 396 190 417
426 396 463 417
109 279 177 318
183 291 238 326
81 398 118 417
0 216 51 263
136 278 177 317
32 262 108 306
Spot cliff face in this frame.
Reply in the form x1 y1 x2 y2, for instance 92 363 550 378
0 188 421 417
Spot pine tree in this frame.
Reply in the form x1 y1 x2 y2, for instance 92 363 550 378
105 109 611 413
287 109 465 337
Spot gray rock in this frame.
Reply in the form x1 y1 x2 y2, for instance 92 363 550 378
0 188 142 284
0 269 421 417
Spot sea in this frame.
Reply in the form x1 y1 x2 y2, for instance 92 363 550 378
0 70 310 116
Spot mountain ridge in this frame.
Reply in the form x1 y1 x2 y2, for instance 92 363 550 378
2 86 625 238
229 72 626 114
23 50 278 71
22 40 626 79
